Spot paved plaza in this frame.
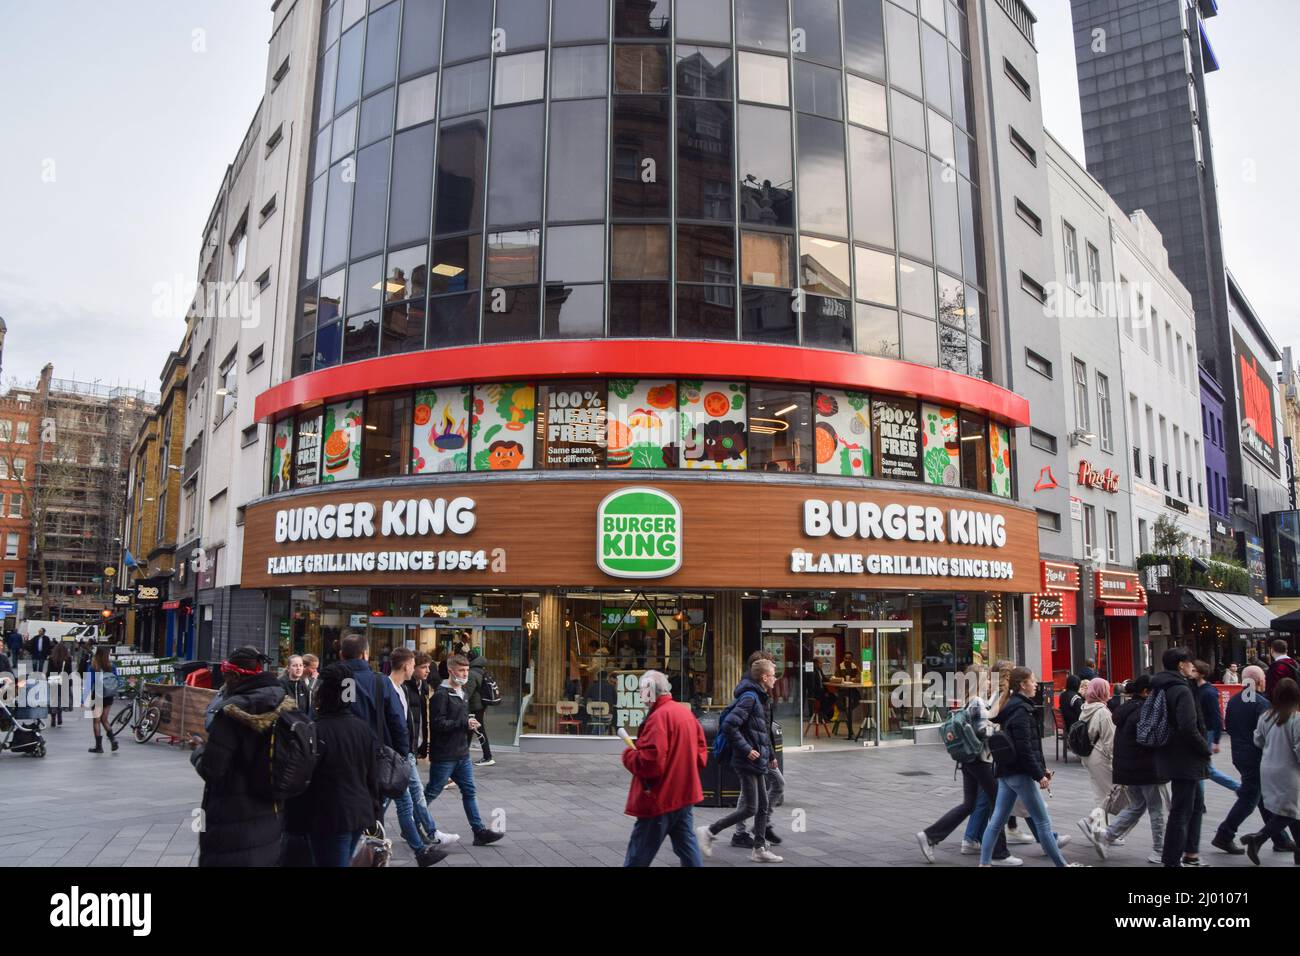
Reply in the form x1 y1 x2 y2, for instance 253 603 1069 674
2 716 1293 868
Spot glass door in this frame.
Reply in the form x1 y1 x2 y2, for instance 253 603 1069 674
764 629 803 746
469 625 525 752
873 626 915 742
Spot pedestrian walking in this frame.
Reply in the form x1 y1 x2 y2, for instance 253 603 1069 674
423 653 505 846
28 628 52 673
279 655 312 717
1212 665 1295 856
1077 659 1098 682
83 647 121 753
1194 660 1239 793
1058 675 1084 746
1078 676 1168 863
731 651 786 850
284 662 380 866
1265 640 1300 699
1241 678 1300 866
47 641 73 728
979 667 1079 867
1075 678 1117 827
407 652 435 760
696 657 783 863
384 646 453 866
1223 663 1241 685
621 670 708 866
465 647 495 766
191 646 292 867
2 626 19 665
1152 647 1212 868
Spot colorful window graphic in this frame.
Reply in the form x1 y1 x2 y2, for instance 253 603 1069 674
320 400 363 483
471 383 536 471
679 380 746 470
607 379 679 469
921 403 960 487
989 422 1012 497
872 397 922 481
269 419 294 493
412 386 471 473
813 389 871 477
294 413 322 487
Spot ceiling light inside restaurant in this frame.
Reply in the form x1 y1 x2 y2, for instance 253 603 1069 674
432 262 465 277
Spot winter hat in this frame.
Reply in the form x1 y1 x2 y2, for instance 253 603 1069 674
1085 677 1112 704
222 646 270 677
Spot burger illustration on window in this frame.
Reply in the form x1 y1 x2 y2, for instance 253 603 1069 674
487 439 526 470
323 429 352 474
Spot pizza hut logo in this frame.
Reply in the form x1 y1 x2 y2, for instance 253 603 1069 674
1077 459 1120 493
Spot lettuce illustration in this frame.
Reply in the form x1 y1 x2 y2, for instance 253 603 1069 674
924 446 951 486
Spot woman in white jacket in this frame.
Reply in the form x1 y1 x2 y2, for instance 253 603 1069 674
1077 678 1116 830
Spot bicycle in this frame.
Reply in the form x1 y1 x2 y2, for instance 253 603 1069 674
107 681 163 744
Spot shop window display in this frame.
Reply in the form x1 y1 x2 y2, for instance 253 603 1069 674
320 400 364 483
813 389 871 477
412 385 471 473
471 383 536 471
920 402 960 487
678 380 747 470
606 379 679 468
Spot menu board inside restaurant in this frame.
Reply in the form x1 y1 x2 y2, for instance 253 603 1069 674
872 397 921 481
538 380 607 469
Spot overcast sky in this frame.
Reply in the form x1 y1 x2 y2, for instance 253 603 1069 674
0 0 1295 392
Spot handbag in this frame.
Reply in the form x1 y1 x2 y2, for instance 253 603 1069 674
369 676 410 800
351 821 392 868
1103 784 1132 816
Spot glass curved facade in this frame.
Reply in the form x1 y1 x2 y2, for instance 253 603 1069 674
295 0 988 379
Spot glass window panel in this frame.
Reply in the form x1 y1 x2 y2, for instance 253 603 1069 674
441 59 491 117
496 0 550 49
968 336 987 380
677 99 734 221
385 244 428 301
795 61 842 119
351 139 392 258
388 124 436 246
937 272 964 327
678 0 731 42
324 1 343 51
847 74 887 130
884 5 922 96
547 99 607 221
939 322 967 374
305 174 327 281
546 224 606 283
444 0 493 62
749 387 813 472
610 97 671 218
737 0 790 52
435 114 487 234
294 334 315 376
537 379 608 468
921 25 951 115
296 285 319 340
959 177 983 286
609 283 671 336
322 161 354 272
803 294 853 350
849 126 893 249
796 113 848 237
677 225 735 283
611 224 669 279
890 89 925 147
359 87 395 145
960 412 989 492
738 51 789 106
487 104 545 226
844 0 886 77
855 302 899 357
615 44 669 93
429 234 481 295
399 0 443 80
361 395 411 477
427 291 481 345
854 246 896 305
485 228 540 286
317 44 338 129
397 72 438 129
495 50 546 105
314 125 332 178
320 269 346 326
792 0 841 65
315 319 343 368
948 45 969 131
482 286 540 342
920 0 945 29
893 142 931 261
342 0 366 31
899 258 935 317
331 105 358 162
800 236 851 297
964 284 984 338
362 0 400 95
901 312 937 365
347 255 383 315
928 109 955 164
334 23 365 114
948 1 969 53
677 285 738 339
551 45 607 99
676 46 733 99
343 309 381 363
742 231 794 287
615 0 670 39
930 157 962 275
553 0 609 42
742 287 797 343
544 283 605 338
737 105 794 228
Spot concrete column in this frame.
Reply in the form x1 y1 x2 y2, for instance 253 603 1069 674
536 589 565 733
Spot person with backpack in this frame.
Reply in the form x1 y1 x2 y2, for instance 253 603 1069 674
1194 660 1240 793
621 670 708 866
696 657 782 863
979 667 1080 867
385 647 454 865
83 647 121 753
731 650 786 850
1266 640 1300 700
1240 677 1300 865
1149 647 1213 867
191 646 294 866
1072 678 1117 832
1212 665 1295 856
1058 675 1084 747
917 668 1020 865
464 647 496 767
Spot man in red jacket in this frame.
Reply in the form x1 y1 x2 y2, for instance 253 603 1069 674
622 670 708 866
1265 639 1300 699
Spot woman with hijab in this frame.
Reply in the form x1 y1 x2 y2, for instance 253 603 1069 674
1077 678 1117 829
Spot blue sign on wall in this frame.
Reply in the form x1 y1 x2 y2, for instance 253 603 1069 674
0 600 18 616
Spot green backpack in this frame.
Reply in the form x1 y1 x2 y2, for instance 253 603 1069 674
942 706 984 764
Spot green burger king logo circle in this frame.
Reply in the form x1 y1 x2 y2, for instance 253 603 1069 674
597 487 683 579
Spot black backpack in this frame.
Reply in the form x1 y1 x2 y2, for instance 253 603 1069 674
267 707 318 800
1067 717 1095 757
478 670 503 706
1136 687 1172 748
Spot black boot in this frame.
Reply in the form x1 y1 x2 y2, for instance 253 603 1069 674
109 733 119 752
89 738 103 753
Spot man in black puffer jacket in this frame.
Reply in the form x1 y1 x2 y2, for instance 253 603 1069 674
1152 648 1211 867
192 646 294 867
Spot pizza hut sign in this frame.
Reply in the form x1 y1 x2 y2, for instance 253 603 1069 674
1077 460 1120 494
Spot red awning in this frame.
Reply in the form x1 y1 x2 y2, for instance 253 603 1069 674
1097 599 1147 617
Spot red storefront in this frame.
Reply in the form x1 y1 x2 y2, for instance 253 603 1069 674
1033 560 1079 690
1094 570 1146 685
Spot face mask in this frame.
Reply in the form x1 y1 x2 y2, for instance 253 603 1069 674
453 675 468 686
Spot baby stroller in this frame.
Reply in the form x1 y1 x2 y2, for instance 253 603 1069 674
0 693 48 758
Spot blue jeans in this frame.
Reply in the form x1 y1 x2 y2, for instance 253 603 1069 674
624 806 703 867
425 755 486 832
1206 734 1240 792
980 775 1068 867
309 831 361 867
384 754 433 853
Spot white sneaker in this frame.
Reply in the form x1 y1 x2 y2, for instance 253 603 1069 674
960 838 981 856
1005 827 1035 844
444 780 457 789
1148 852 1164 864
1054 834 1072 848
1110 835 1126 846
475 758 495 767
696 825 715 860
433 830 461 846
1077 817 1108 860
1065 862 1090 867
751 847 784 863
991 855 1024 866
916 832 935 863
